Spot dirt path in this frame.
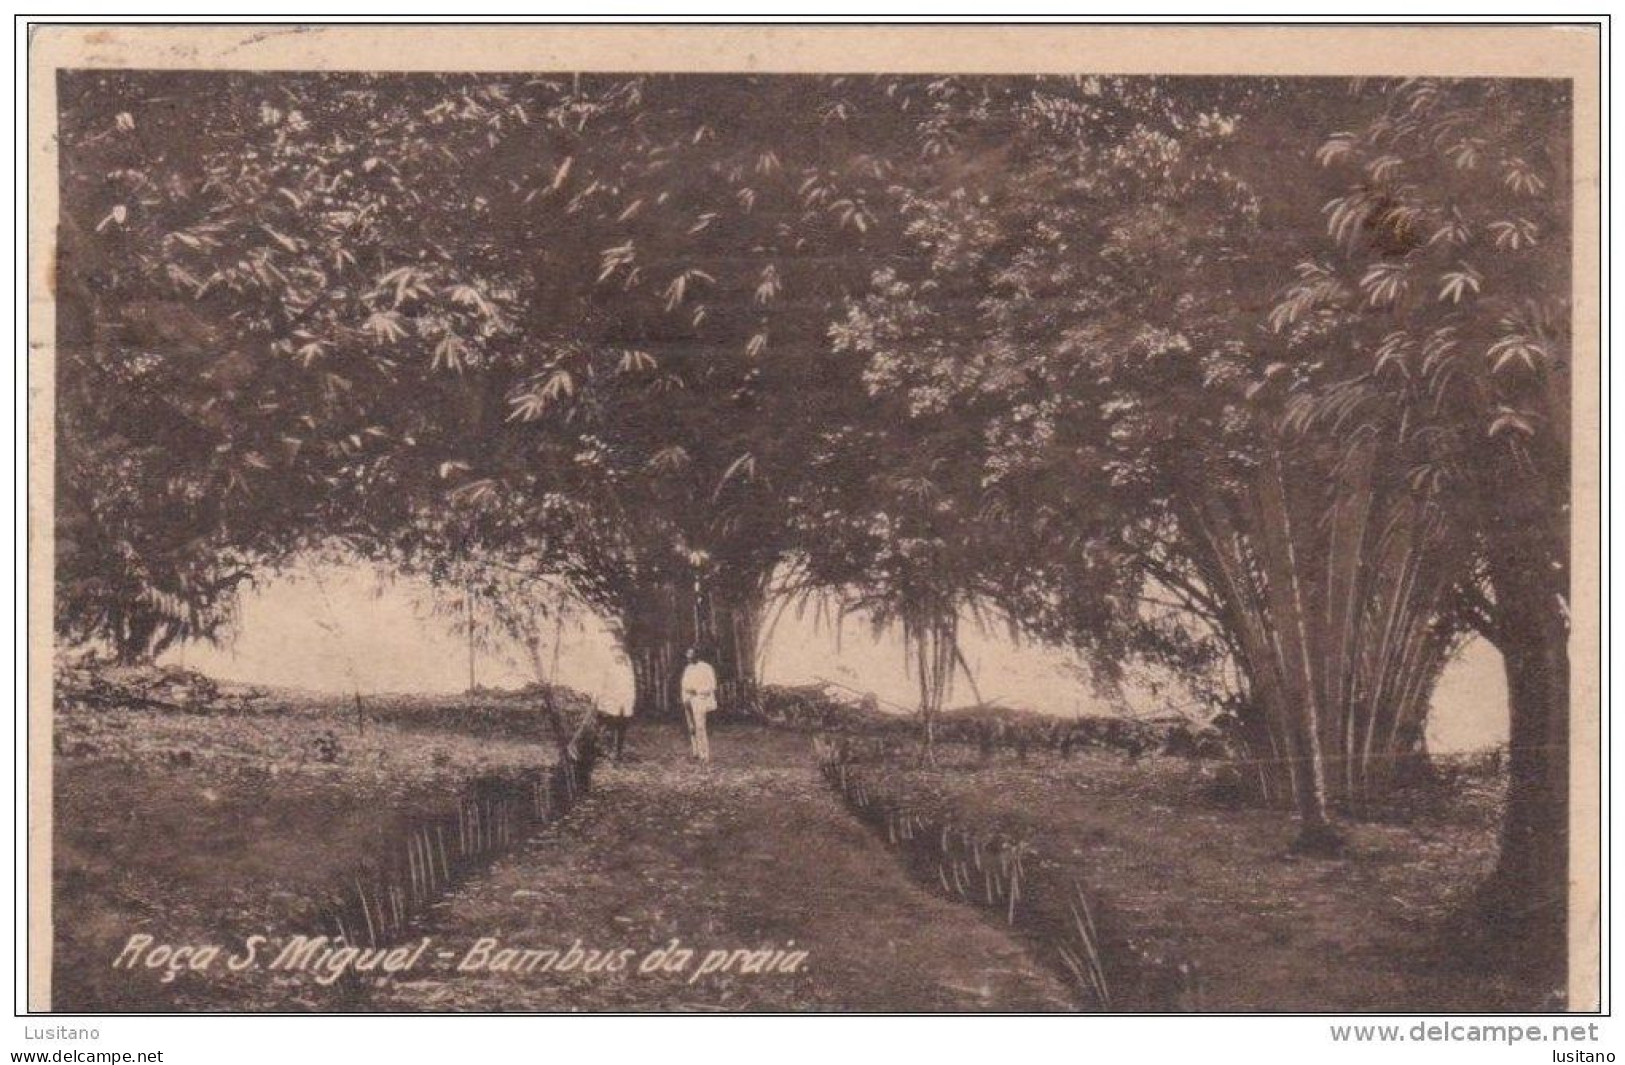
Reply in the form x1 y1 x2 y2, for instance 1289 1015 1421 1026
371 724 1074 1012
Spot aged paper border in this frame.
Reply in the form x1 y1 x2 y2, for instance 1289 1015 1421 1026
25 22 1603 1014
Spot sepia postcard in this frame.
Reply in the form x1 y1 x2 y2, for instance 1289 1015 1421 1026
25 23 1602 1016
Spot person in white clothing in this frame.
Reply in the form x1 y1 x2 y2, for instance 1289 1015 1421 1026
679 647 718 764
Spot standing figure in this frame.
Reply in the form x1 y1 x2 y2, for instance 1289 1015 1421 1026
679 647 718 765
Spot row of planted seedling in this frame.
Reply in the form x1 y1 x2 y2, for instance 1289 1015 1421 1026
814 719 1225 768
817 739 1203 1012
743 684 1228 764
319 739 597 952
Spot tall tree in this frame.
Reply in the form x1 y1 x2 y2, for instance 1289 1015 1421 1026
58 72 921 720
1272 77 1572 948
444 76 915 716
826 76 1479 852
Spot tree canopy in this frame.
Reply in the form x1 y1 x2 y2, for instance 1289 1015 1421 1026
56 71 1575 953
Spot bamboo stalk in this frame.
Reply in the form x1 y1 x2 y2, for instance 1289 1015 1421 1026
355 880 377 948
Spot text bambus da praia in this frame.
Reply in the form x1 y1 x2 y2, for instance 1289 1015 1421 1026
112 933 808 986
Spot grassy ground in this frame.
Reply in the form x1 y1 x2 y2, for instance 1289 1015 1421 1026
52 691 1071 1014
854 741 1551 1012
51 683 568 1012
51 674 1535 1013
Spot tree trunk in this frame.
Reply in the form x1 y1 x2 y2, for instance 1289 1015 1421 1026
113 612 160 665
708 581 764 692
1250 681 1343 855
618 574 767 721
1480 559 1569 973
1190 483 1345 853
622 580 688 721
898 606 956 766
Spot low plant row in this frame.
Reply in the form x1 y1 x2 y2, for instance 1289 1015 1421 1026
746 683 1228 763
317 736 598 954
816 738 1204 1012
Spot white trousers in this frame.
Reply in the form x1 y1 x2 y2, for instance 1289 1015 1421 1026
684 697 715 762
